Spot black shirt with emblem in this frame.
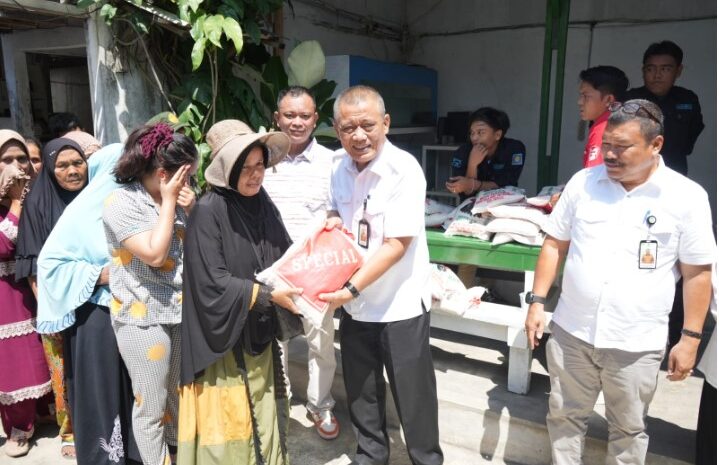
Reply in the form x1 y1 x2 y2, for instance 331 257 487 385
624 85 704 175
451 137 526 189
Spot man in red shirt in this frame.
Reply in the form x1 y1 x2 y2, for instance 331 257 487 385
578 66 629 168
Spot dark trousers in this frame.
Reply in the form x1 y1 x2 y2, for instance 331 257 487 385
340 308 443 465
64 303 141 465
696 380 716 465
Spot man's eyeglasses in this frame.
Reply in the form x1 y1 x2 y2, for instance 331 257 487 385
608 102 663 128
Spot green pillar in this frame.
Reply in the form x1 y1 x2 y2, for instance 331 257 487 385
536 0 571 188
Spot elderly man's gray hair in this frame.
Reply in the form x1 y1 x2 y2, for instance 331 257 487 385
333 85 386 121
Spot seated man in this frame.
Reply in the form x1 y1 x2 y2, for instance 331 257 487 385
446 107 525 200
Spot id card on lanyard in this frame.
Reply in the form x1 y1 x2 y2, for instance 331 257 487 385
358 195 370 249
638 211 657 269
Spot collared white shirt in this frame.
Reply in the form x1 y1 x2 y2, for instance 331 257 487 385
545 157 716 352
330 141 432 322
263 138 338 242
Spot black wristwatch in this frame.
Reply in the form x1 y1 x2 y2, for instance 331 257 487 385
525 292 546 305
681 328 702 340
344 281 360 299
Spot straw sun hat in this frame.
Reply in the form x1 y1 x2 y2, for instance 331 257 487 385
204 120 290 189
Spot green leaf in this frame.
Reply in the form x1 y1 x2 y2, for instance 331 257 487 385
262 56 287 92
244 20 262 45
287 40 326 88
203 15 224 48
222 17 243 55
311 79 337 106
188 0 204 13
131 0 143 5
100 4 117 24
191 37 207 70
132 13 149 34
221 0 245 19
190 14 205 41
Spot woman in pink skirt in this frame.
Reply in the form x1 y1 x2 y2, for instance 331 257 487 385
0 130 51 458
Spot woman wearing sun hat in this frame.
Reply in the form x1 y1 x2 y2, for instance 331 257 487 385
177 120 303 465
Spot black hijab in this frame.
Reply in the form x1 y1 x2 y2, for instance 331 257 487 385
180 144 299 385
16 138 87 280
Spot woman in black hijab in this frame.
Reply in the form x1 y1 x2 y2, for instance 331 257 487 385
178 120 302 465
16 138 88 282
15 137 88 459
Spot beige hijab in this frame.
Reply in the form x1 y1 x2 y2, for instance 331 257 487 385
0 130 32 201
62 130 102 157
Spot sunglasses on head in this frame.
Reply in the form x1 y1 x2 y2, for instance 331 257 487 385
608 102 663 128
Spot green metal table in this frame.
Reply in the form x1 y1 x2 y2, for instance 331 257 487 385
426 229 541 273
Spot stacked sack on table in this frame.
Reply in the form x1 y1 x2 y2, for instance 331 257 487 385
429 264 486 316
425 198 455 227
440 185 565 247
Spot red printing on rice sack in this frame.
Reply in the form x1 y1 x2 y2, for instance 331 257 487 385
271 228 364 313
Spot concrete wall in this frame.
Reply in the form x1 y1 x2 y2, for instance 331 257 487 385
282 0 405 62
85 14 164 145
407 0 717 213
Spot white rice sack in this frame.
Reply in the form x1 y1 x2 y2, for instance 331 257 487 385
471 186 525 215
492 232 545 247
441 197 475 229
485 217 541 237
444 218 493 241
431 284 487 317
429 264 466 300
425 198 455 215
487 202 549 230
527 185 565 213
425 211 452 227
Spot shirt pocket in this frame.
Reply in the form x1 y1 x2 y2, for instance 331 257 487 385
573 205 611 241
363 200 385 245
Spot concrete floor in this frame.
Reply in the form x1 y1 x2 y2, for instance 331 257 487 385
1 324 707 465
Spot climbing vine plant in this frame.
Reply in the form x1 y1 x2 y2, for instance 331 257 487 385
75 0 336 186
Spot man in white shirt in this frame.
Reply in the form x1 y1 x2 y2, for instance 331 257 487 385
263 86 340 440
524 99 715 465
319 85 443 465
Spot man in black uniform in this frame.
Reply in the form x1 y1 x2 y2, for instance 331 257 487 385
446 107 526 201
625 40 704 176
626 41 705 352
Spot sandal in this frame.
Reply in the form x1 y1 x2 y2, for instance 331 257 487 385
4 427 33 458
61 441 76 459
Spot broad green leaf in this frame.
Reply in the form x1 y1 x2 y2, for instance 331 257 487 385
132 14 149 34
311 79 337 106
191 37 207 70
222 17 243 55
131 0 142 5
190 14 205 41
221 0 245 19
287 40 326 88
261 56 288 97
187 0 204 13
217 5 238 21
203 15 224 48
100 4 117 24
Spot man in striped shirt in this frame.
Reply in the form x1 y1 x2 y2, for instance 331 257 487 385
263 86 340 440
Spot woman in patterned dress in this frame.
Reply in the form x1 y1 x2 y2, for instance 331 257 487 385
0 130 51 458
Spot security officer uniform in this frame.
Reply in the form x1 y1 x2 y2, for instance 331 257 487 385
625 85 704 176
